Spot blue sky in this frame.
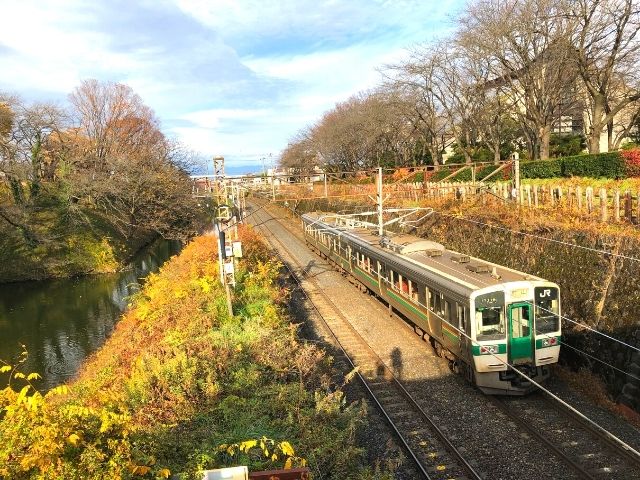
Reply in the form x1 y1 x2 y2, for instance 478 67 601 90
0 0 464 173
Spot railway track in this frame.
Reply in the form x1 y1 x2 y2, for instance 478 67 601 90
490 393 640 480
248 202 484 480
246 198 640 479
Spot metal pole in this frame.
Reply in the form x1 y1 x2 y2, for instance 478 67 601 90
215 220 224 284
215 218 234 317
271 173 276 200
324 172 328 198
224 278 233 317
377 167 384 236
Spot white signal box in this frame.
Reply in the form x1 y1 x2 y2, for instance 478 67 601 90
232 241 243 258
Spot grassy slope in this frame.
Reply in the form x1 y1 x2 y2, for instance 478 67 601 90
0 226 385 480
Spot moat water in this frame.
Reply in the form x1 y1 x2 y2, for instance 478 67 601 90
0 239 182 391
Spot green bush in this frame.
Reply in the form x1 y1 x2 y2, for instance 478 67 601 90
550 134 586 158
520 152 625 179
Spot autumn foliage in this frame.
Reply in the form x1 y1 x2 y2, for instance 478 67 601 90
0 226 370 479
621 148 640 178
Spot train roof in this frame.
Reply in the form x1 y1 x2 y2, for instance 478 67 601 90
302 211 544 293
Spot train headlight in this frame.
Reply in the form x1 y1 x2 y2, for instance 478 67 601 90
480 345 498 355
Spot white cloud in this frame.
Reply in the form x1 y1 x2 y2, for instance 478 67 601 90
181 108 270 128
0 0 465 171
0 1 139 94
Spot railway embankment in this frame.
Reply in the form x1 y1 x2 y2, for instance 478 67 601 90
290 197 640 415
0 226 388 479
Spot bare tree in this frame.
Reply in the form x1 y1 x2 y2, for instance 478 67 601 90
68 79 158 170
458 0 578 159
384 54 449 165
569 0 640 152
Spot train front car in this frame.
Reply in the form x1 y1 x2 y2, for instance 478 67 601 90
470 281 561 395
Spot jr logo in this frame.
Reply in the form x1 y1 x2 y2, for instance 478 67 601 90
539 289 552 298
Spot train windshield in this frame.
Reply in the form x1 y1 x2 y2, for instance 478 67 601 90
534 287 560 334
474 292 506 341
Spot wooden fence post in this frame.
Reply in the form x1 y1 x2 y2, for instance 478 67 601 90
600 188 608 222
533 185 539 207
614 189 620 222
550 186 555 207
526 185 532 207
576 186 582 211
568 186 574 208
586 187 593 214
624 191 631 222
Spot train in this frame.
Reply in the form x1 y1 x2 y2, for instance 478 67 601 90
301 212 561 395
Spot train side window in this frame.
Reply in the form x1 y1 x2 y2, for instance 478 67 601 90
444 301 451 323
391 270 400 290
456 303 467 332
428 288 434 310
365 256 372 272
434 290 442 315
408 280 418 302
400 274 409 294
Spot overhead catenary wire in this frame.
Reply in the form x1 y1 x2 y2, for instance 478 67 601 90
305 213 640 384
432 209 640 263
263 198 640 460
371 274 640 460
524 300 640 354
273 191 640 356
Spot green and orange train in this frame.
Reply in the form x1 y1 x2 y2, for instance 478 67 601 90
302 212 561 395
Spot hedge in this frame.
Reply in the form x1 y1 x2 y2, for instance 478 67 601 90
425 149 639 182
520 152 626 179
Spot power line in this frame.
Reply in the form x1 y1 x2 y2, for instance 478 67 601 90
267 190 640 353
372 275 640 458
432 210 640 263
524 300 640 354
308 212 640 376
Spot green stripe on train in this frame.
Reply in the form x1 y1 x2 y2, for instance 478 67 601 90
441 326 459 343
386 289 429 322
354 267 379 288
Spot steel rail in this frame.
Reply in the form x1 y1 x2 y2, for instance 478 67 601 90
539 392 640 475
248 202 483 480
250 197 640 480
488 396 597 480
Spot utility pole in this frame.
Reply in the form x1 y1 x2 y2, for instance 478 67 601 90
514 158 520 191
213 155 225 203
271 171 276 200
215 214 233 318
377 167 384 236
324 171 328 198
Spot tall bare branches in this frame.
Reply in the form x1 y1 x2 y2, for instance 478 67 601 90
570 0 640 152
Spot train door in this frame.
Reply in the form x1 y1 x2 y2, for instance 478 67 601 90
507 303 533 364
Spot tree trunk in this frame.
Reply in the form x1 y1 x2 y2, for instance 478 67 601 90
539 124 551 160
588 95 606 154
493 143 501 165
